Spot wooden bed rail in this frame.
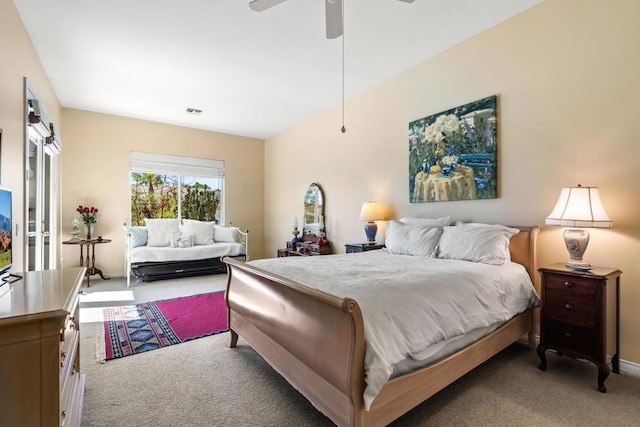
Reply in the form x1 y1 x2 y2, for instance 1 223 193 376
224 257 367 425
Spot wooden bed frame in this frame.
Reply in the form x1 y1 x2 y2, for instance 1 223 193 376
223 226 539 426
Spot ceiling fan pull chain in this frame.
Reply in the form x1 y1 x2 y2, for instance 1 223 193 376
341 0 346 133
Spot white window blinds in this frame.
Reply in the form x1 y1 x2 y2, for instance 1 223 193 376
130 152 224 177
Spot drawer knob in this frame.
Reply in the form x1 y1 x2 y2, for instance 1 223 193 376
565 332 574 339
564 303 575 311
563 281 574 288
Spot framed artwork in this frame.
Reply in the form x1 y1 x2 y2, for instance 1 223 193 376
409 95 497 203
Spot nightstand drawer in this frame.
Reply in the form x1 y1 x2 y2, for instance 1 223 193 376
545 274 596 295
544 319 598 359
545 289 597 326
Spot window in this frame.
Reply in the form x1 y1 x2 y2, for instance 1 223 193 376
130 152 224 226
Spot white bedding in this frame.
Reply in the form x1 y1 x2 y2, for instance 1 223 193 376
130 242 245 264
249 250 539 410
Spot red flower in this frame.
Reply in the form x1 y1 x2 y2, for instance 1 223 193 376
75 205 101 224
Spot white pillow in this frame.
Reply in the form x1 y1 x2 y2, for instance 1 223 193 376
214 225 239 243
145 218 180 247
438 222 520 265
384 220 443 257
398 216 453 227
182 219 215 245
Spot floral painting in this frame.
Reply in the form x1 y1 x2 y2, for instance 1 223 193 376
409 95 497 203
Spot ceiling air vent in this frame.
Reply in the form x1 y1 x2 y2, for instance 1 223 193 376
186 107 203 115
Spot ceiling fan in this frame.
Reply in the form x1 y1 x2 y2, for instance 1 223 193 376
249 0 415 39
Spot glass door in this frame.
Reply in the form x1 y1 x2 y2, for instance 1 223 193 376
25 81 58 272
26 127 55 270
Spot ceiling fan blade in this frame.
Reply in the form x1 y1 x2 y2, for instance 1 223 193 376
325 0 343 39
249 0 288 12
397 0 415 3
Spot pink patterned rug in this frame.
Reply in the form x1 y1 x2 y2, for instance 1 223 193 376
99 291 227 361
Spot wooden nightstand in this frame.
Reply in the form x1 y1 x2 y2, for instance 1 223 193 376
537 264 620 392
345 243 385 253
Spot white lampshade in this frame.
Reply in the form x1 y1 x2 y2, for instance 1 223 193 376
359 202 383 222
545 185 612 270
545 185 612 228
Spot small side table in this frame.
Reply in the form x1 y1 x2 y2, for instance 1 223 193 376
345 243 385 253
537 264 620 392
62 238 112 286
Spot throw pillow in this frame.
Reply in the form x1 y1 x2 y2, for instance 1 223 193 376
182 219 215 245
144 218 180 247
124 226 148 248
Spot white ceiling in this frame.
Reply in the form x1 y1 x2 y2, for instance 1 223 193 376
13 0 542 140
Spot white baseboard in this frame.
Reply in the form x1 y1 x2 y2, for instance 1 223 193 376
620 359 640 377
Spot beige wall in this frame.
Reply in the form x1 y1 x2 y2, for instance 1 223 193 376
0 0 62 271
60 109 265 275
265 0 640 365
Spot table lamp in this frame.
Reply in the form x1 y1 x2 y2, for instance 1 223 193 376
545 185 612 270
359 201 384 244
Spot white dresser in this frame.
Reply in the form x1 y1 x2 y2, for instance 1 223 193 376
0 268 86 427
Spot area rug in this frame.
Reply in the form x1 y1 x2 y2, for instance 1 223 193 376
97 291 227 362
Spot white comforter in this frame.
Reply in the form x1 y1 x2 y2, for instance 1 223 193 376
249 250 539 409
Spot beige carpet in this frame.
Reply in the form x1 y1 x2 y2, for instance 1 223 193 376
80 277 640 426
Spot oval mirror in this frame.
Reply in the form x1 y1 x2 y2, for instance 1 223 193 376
303 183 324 236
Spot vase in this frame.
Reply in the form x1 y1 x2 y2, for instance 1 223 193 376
85 223 93 240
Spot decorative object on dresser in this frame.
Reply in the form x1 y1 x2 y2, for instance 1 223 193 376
291 217 301 242
545 184 612 271
537 264 620 393
278 183 331 256
358 201 384 244
0 267 86 427
345 243 385 253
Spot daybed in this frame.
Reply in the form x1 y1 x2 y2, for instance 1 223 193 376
124 218 248 287
223 220 539 426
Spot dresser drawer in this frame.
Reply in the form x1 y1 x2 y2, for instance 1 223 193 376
544 319 598 359
545 274 596 295
544 289 597 326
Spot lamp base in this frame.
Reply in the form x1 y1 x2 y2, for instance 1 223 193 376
364 221 378 245
563 228 593 270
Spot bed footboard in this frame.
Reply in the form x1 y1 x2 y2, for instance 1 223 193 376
223 257 367 426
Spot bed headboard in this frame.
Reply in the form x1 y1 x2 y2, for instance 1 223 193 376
508 226 540 291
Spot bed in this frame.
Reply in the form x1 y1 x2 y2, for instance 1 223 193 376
223 223 539 426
